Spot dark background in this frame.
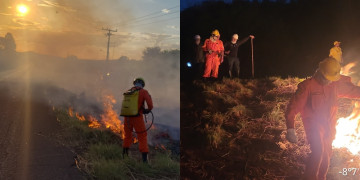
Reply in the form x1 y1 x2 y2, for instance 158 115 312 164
181 0 360 79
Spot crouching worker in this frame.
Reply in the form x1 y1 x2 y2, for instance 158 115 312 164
120 77 153 163
285 58 360 180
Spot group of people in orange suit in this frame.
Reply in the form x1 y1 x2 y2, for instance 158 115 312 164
191 29 254 80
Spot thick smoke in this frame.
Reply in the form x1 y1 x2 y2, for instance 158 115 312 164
0 45 180 140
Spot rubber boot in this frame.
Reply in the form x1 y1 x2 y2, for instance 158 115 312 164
142 152 148 163
229 70 232 78
122 148 129 159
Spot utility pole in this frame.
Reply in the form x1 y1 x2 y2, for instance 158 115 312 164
102 28 117 61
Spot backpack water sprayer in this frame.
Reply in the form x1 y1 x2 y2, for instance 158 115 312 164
120 88 154 133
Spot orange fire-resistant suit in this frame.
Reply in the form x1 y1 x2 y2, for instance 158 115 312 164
123 87 153 153
202 38 224 78
286 75 360 180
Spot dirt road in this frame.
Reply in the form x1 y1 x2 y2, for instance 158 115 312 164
0 82 83 180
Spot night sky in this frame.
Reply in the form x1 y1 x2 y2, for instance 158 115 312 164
181 0 291 10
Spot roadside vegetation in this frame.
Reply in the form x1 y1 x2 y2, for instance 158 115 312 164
54 109 180 180
181 77 358 180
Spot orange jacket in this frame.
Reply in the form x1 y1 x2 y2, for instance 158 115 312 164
286 75 360 136
131 87 153 115
202 39 224 63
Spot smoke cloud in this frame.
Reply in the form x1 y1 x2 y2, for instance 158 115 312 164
0 45 180 140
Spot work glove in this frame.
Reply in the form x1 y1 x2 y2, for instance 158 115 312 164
143 109 151 114
286 128 298 143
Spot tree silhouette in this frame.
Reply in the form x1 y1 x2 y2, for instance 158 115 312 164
119 56 130 61
4 33 16 52
142 47 162 61
0 33 17 70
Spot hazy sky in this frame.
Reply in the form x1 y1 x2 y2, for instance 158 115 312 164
0 0 179 60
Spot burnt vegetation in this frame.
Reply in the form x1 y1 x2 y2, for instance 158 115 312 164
181 77 360 179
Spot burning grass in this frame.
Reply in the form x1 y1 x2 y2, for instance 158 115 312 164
54 96 179 179
181 76 360 179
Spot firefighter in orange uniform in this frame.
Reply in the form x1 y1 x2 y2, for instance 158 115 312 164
122 78 153 163
285 58 360 180
202 29 224 79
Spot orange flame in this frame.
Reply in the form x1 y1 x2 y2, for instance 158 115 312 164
333 62 360 154
68 107 74 117
99 95 125 139
88 116 101 128
67 94 125 139
333 101 360 154
76 113 85 121
341 62 356 76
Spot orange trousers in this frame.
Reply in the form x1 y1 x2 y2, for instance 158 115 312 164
123 116 148 153
303 124 333 180
203 56 220 78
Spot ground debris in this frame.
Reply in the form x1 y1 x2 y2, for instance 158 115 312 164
181 77 358 179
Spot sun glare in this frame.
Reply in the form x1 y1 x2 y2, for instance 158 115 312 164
17 4 28 15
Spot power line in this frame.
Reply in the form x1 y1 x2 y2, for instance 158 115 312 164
111 10 179 28
108 5 179 28
127 5 179 21
123 10 179 25
107 5 179 27
126 16 179 28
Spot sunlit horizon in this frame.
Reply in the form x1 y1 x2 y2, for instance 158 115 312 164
0 0 179 60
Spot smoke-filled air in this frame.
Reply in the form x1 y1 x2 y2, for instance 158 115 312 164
0 0 179 179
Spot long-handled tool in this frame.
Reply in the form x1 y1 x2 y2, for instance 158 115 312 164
251 38 254 78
